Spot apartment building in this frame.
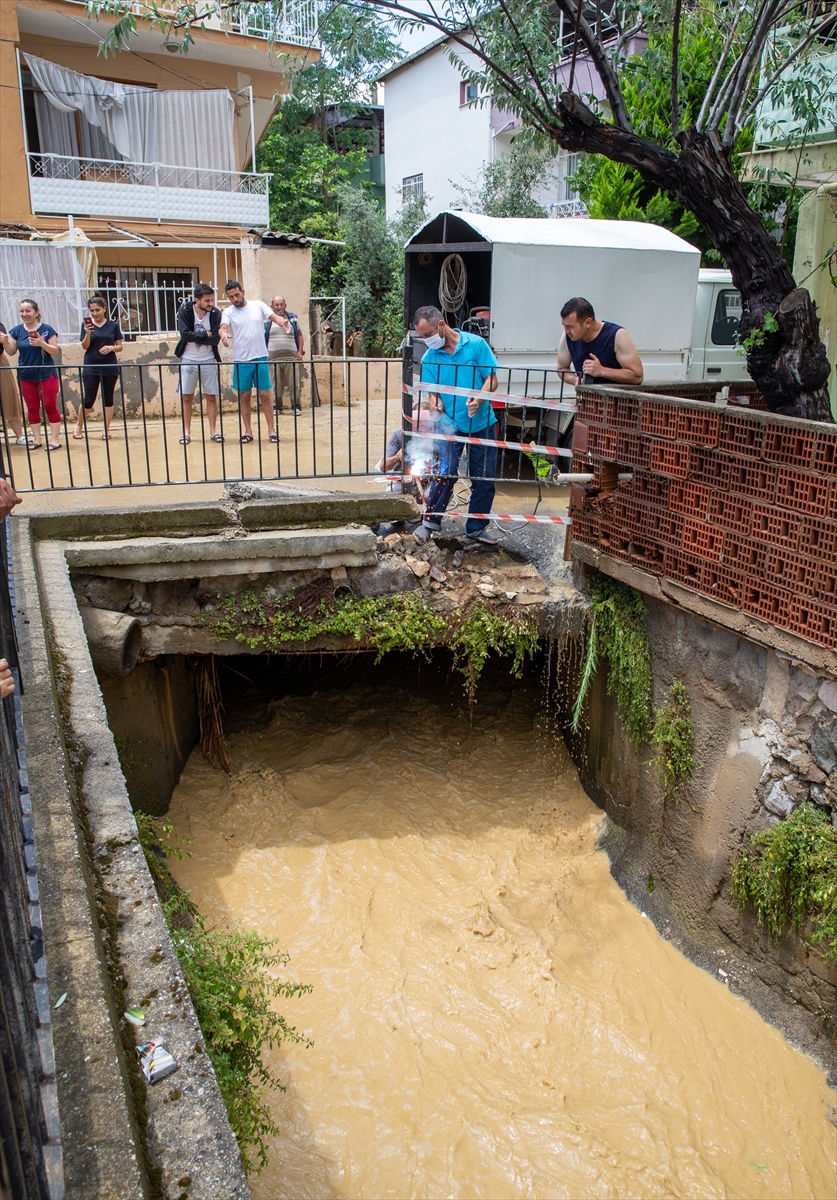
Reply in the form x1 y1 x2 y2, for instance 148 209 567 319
0 0 319 341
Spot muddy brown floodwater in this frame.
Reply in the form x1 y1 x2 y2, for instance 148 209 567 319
167 667 837 1200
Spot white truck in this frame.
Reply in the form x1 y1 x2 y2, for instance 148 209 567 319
405 212 749 386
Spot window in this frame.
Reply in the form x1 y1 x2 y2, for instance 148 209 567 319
459 80 479 106
402 174 424 203
96 267 198 336
558 152 580 202
711 289 742 345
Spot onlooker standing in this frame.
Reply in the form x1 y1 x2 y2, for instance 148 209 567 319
174 283 223 444
219 280 290 444
6 300 62 451
0 324 27 446
412 305 500 544
266 294 304 414
556 297 644 385
74 295 123 441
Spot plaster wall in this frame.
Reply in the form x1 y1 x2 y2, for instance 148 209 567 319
570 590 837 1075
794 187 837 417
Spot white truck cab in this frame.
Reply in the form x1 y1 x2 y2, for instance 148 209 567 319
687 269 749 382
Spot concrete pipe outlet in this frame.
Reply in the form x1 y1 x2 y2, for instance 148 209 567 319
80 607 143 679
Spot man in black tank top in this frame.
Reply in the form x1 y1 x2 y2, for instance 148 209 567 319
557 296 644 385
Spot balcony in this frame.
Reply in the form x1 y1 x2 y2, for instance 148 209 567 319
231 0 320 47
27 154 271 226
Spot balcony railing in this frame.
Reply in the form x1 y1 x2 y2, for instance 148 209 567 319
27 153 271 226
230 1 320 46
549 200 589 218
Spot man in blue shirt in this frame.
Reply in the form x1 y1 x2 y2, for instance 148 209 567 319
413 305 499 544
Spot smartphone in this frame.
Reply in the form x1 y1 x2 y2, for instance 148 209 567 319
84 317 94 330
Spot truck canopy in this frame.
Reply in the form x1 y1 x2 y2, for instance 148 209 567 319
405 211 701 378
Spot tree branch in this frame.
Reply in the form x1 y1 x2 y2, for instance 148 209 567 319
695 5 744 132
550 0 633 130
671 0 682 139
739 10 837 128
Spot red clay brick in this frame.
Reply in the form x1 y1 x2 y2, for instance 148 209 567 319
575 391 605 424
664 545 703 588
677 408 720 447
722 536 768 577
605 393 641 431
709 493 754 534
631 471 669 506
787 598 837 648
587 427 618 458
740 580 793 625
762 423 816 469
751 504 800 549
683 518 725 561
616 432 652 469
651 440 693 478
669 480 711 518
813 428 837 477
642 507 684 546
640 399 679 440
723 459 777 503
798 516 837 564
569 511 598 544
719 412 764 457
598 525 632 560
701 562 744 608
689 447 730 488
814 561 837 603
765 548 818 595
775 467 832 516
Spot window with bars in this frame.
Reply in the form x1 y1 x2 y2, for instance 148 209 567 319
95 267 198 336
402 173 424 203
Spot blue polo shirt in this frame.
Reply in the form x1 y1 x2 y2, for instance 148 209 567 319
420 331 498 431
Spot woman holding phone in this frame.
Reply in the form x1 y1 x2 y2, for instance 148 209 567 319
75 295 123 441
5 299 62 451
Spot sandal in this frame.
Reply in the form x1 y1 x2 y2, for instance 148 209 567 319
211 433 224 443
102 433 112 441
179 435 191 445
46 443 61 452
72 430 84 440
240 433 254 444
16 436 37 448
269 432 279 443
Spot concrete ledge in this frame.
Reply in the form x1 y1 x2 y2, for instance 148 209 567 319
573 541 837 675
18 524 249 1199
236 494 417 529
63 526 378 574
27 504 238 543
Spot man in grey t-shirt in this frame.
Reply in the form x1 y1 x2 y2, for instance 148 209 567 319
266 294 305 413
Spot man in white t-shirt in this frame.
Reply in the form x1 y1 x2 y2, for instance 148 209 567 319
220 279 290 444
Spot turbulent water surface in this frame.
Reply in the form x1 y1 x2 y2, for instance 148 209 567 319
167 668 837 1199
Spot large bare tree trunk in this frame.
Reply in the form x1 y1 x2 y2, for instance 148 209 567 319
556 95 833 420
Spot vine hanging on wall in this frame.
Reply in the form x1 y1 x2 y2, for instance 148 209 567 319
571 577 655 748
649 680 695 808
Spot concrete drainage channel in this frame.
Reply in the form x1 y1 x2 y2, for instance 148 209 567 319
11 484 585 1198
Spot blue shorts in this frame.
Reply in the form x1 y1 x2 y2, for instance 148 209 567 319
232 358 270 392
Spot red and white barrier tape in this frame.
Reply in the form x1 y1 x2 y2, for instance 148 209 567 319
405 429 573 458
439 512 572 526
404 381 577 413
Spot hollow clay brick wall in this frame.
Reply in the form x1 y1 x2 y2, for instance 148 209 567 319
570 386 837 649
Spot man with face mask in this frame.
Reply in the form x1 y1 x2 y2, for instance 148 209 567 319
412 305 499 544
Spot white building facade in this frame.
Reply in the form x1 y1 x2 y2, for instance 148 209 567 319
378 36 582 221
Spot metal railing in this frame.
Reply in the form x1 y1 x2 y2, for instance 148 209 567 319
0 357 576 494
232 0 320 46
27 153 271 195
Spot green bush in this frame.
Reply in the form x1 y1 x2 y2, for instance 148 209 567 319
137 816 312 1173
649 680 695 807
731 802 837 961
571 578 654 748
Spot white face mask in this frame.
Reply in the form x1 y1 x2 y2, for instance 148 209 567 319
423 331 444 350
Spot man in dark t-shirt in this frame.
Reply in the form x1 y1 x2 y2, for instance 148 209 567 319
557 296 643 385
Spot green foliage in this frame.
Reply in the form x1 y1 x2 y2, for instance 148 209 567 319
136 814 312 1173
449 603 541 703
649 680 695 807
450 136 558 218
736 311 780 355
211 590 539 700
731 803 837 961
571 578 654 749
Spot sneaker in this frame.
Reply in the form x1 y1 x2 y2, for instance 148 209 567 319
413 524 433 545
469 528 501 545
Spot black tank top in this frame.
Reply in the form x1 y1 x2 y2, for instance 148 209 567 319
566 320 623 378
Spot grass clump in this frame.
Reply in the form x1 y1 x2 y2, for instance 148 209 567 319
211 590 539 700
571 577 654 748
137 815 312 1173
731 802 837 961
649 680 695 807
